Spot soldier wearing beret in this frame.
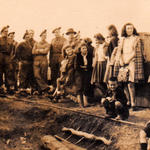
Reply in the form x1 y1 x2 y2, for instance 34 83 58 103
8 32 18 91
0 25 15 94
16 31 35 94
32 30 50 95
28 29 36 48
49 27 66 87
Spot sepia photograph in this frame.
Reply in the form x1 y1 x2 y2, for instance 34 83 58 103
0 0 150 149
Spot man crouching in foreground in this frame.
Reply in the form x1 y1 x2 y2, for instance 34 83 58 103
101 77 129 120
140 120 150 150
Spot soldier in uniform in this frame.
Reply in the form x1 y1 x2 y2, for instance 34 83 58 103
0 25 15 94
28 29 36 48
8 32 18 91
16 31 35 94
28 29 38 93
49 27 66 87
32 30 50 95
63 28 82 55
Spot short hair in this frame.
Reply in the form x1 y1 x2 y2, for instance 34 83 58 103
108 24 118 37
121 23 139 37
108 77 118 82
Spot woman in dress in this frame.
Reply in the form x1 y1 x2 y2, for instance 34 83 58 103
116 23 144 110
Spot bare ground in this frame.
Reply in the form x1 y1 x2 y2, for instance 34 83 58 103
0 96 150 150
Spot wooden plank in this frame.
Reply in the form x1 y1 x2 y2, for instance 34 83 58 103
54 135 86 150
62 127 112 145
41 135 70 150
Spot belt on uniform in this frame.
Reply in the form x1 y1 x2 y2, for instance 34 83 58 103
53 52 62 55
21 60 33 63
33 54 47 56
0 51 10 56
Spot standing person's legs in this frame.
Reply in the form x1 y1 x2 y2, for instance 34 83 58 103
41 57 48 83
19 62 30 89
28 62 38 92
0 53 4 93
0 53 4 87
4 55 15 92
128 82 135 109
34 57 49 92
51 62 60 87
123 83 131 106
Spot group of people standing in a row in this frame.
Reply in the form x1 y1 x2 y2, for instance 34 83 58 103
0 23 145 116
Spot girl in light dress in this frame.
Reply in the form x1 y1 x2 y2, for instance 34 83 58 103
114 23 144 111
91 33 108 94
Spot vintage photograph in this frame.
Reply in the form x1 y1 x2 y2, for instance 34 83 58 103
0 0 150 149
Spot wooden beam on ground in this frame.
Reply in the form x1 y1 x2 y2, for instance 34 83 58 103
41 135 70 150
62 127 112 145
54 135 86 150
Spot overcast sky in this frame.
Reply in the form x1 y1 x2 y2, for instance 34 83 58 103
0 0 150 41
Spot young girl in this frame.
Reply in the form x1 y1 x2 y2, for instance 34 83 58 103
76 43 93 107
91 33 108 92
52 45 76 101
115 23 145 110
104 25 119 82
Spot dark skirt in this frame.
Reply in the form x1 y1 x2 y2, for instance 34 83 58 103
91 61 107 84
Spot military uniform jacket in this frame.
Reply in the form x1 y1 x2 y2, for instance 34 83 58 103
16 41 33 61
50 36 66 63
0 37 13 55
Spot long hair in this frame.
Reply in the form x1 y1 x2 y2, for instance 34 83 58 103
108 24 118 37
121 23 139 37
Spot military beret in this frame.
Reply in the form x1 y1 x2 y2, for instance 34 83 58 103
1 25 9 34
28 29 34 32
40 29 47 37
23 30 29 39
52 27 61 33
66 28 76 35
94 33 105 41
8 32 15 36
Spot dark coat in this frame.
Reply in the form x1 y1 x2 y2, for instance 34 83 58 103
108 36 119 58
75 52 93 95
104 87 127 106
0 37 13 55
16 41 33 61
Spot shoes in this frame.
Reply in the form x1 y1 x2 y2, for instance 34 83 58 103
84 103 92 107
115 115 122 120
131 106 138 111
17 89 29 97
105 113 117 119
7 90 15 95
